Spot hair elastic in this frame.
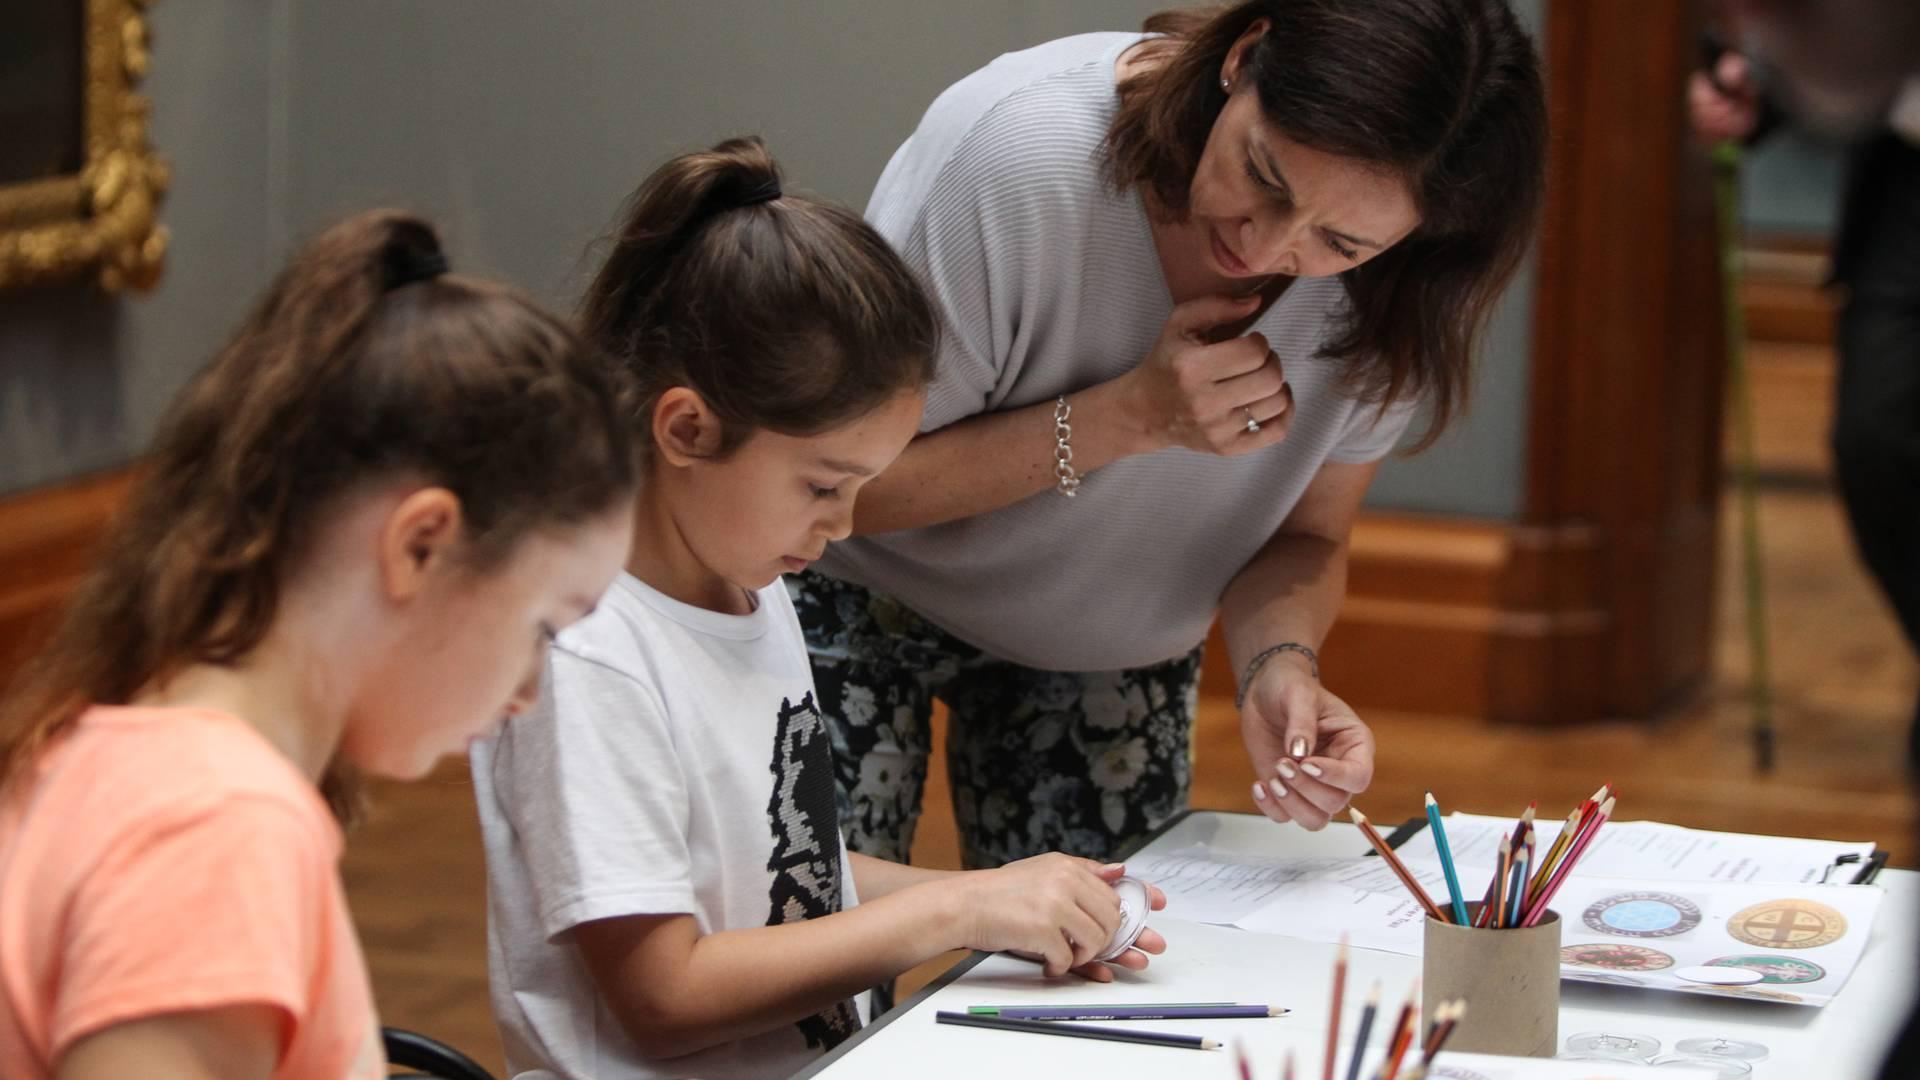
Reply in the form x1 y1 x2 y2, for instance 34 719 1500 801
384 248 449 290
734 177 782 207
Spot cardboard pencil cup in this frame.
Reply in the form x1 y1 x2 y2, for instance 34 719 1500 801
1422 904 1560 1057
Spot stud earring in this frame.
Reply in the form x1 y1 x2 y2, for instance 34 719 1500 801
1220 76 1231 91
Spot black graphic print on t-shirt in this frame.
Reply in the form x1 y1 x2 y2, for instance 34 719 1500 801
766 692 862 1050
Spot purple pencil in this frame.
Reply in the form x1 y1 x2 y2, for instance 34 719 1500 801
982 1004 1287 1021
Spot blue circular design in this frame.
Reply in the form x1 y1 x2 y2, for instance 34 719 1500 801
1602 900 1683 932
1582 892 1703 938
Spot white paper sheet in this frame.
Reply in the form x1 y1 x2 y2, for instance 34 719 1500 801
1128 836 1887 1007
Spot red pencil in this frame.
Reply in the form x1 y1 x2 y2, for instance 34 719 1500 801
1351 809 1446 921
1323 934 1348 1080
1524 796 1615 926
1380 981 1419 1080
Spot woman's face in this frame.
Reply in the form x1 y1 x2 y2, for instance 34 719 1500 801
1182 22 1423 281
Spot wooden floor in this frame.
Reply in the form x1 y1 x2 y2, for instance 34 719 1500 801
341 339 1917 1076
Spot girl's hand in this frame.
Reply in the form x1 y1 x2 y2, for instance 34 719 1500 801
1239 654 1375 830
1065 876 1169 983
955 856 1161 977
1116 294 1296 456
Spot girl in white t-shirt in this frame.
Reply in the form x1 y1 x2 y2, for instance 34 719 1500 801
471 136 1168 1080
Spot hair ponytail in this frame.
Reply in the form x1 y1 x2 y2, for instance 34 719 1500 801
0 210 637 806
580 136 937 458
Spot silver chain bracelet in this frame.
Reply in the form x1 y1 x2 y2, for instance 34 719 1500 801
1234 642 1321 709
1053 395 1081 498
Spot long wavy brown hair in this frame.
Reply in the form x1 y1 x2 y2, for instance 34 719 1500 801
0 211 638 815
1108 0 1547 446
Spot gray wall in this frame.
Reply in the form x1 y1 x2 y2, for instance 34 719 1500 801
1743 128 1845 235
3 0 1549 524
1363 0 1543 517
0 1 277 494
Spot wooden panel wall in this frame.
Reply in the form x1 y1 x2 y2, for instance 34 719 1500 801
0 470 133 691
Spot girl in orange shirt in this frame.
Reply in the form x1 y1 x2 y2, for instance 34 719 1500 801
0 211 639 1079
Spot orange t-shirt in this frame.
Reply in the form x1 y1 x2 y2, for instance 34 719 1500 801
0 705 383 1078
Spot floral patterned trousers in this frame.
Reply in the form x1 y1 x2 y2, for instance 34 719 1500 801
787 570 1200 869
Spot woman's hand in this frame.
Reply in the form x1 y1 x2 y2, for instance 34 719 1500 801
1689 52 1762 144
1239 653 1375 829
1115 294 1296 456
957 856 1167 978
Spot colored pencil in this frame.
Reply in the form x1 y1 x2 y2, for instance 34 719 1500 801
1471 804 1532 928
1238 1040 1254 1080
1507 801 1537 855
1488 834 1512 928
1350 808 1445 920
979 1005 1285 1020
1344 981 1381 1080
1285 1048 1297 1080
1529 806 1584 896
1507 839 1530 925
1423 1000 1465 1062
1424 793 1469 925
1418 1000 1450 1058
1523 795 1615 926
1323 934 1348 1080
1378 981 1419 1080
935 1011 1220 1051
966 1001 1234 1013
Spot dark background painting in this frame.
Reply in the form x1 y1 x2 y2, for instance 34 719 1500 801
0 1 86 186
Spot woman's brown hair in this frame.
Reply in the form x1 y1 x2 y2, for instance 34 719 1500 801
578 135 938 457
0 211 638 807
1108 0 1547 445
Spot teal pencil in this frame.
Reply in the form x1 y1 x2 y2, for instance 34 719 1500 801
1424 792 1469 925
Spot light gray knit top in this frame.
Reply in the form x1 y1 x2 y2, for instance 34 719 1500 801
815 32 1417 672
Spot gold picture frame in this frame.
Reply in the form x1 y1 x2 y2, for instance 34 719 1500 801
0 0 168 292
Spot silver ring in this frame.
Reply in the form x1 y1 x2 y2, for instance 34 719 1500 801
1243 407 1261 434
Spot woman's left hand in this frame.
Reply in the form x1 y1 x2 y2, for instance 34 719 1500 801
1238 654 1375 829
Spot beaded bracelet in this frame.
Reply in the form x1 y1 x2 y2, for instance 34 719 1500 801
1234 642 1321 710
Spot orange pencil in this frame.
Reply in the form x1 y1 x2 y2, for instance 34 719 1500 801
1323 934 1348 1080
1488 834 1513 928
1351 809 1446 921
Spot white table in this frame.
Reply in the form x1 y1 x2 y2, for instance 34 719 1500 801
800 811 1915 1079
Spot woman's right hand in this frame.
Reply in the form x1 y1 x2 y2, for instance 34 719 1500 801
1689 52 1762 144
950 853 1134 976
1117 293 1296 456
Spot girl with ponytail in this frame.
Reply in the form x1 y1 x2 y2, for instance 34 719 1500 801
471 136 1168 1080
0 211 639 1079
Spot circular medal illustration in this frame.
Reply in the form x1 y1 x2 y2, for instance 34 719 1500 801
1726 899 1847 950
1707 954 1828 984
1561 943 1675 971
1582 892 1703 938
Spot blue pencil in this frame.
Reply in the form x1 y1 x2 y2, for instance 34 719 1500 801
1507 848 1530 925
1344 981 1381 1080
1424 792 1469 925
